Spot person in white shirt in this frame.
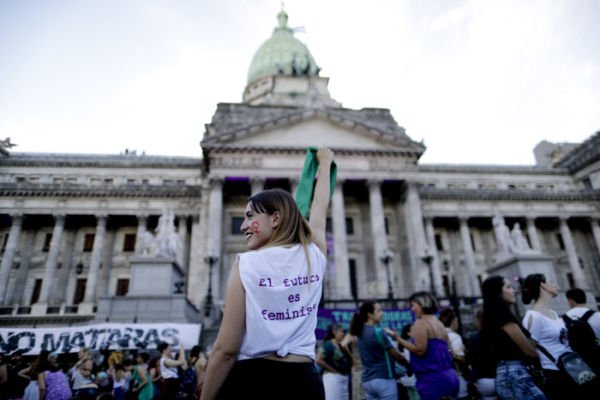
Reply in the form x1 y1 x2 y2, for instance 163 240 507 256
200 147 333 400
157 342 186 399
522 274 579 400
565 288 600 341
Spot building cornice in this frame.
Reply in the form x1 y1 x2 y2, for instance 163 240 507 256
417 164 569 175
0 153 203 169
554 131 600 173
203 145 423 157
0 183 203 198
419 187 600 202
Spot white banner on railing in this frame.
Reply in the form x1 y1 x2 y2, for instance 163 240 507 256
0 323 201 355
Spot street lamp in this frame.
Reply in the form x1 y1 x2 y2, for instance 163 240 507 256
204 255 218 317
421 246 436 296
380 249 395 307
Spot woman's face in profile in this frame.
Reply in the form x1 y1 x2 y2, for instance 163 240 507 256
410 301 424 318
241 202 277 250
368 302 383 323
501 278 516 304
540 276 558 298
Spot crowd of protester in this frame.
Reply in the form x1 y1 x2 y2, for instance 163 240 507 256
0 343 207 400
2 274 599 400
318 275 599 400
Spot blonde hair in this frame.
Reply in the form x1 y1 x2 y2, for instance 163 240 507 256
248 189 314 275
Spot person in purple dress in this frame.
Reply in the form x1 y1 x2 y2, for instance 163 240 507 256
388 291 459 400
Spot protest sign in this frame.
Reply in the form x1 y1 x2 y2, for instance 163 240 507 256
316 308 415 340
0 322 201 355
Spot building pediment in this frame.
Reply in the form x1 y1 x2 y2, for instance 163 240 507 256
201 103 425 157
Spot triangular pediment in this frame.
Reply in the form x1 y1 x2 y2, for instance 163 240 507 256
202 104 425 157
231 118 396 149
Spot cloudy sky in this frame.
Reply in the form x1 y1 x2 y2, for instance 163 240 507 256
1 0 598 164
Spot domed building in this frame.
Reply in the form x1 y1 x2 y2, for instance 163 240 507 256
0 10 599 348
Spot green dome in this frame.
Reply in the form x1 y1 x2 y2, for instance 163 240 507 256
247 10 319 85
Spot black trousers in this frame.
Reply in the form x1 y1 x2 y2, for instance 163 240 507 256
215 358 325 400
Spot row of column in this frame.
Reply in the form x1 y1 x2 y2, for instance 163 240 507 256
205 177 408 300
423 215 600 296
0 213 190 311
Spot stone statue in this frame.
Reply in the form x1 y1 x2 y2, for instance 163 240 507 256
0 137 16 156
136 209 181 259
511 223 531 252
493 214 515 257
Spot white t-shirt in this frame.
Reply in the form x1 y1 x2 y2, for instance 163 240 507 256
237 242 326 361
523 309 571 370
565 307 600 341
445 327 465 356
160 356 178 379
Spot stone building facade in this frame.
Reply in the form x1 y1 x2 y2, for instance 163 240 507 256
1 10 599 328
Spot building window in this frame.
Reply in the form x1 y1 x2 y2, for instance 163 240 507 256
42 233 53 252
384 218 390 235
556 233 565 250
566 273 575 289
508 184 516 190
1 233 8 253
127 179 136 185
123 234 137 251
163 179 174 185
325 218 354 235
29 177 39 183
349 259 358 300
53 177 63 184
90 178 101 185
345 217 354 235
83 234 95 252
435 234 444 251
67 177 77 184
104 178 113 184
116 279 129 296
142 179 149 185
73 279 86 304
442 274 450 297
583 178 592 190
15 176 26 183
30 279 42 305
176 180 186 186
231 217 244 235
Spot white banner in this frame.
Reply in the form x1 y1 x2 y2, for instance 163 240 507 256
0 323 202 355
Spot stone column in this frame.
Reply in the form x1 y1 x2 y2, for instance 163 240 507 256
177 215 188 268
405 183 428 290
250 177 264 196
289 177 299 198
590 218 600 259
208 178 224 299
459 216 479 296
331 180 350 299
32 214 66 315
0 214 23 304
368 180 388 288
82 215 107 304
424 217 444 296
526 216 542 252
135 215 148 255
559 217 587 289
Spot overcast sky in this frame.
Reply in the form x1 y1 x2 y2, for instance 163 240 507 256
1 0 599 165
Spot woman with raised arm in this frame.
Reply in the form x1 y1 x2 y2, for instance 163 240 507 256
200 147 334 400
388 291 459 400
482 275 546 400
